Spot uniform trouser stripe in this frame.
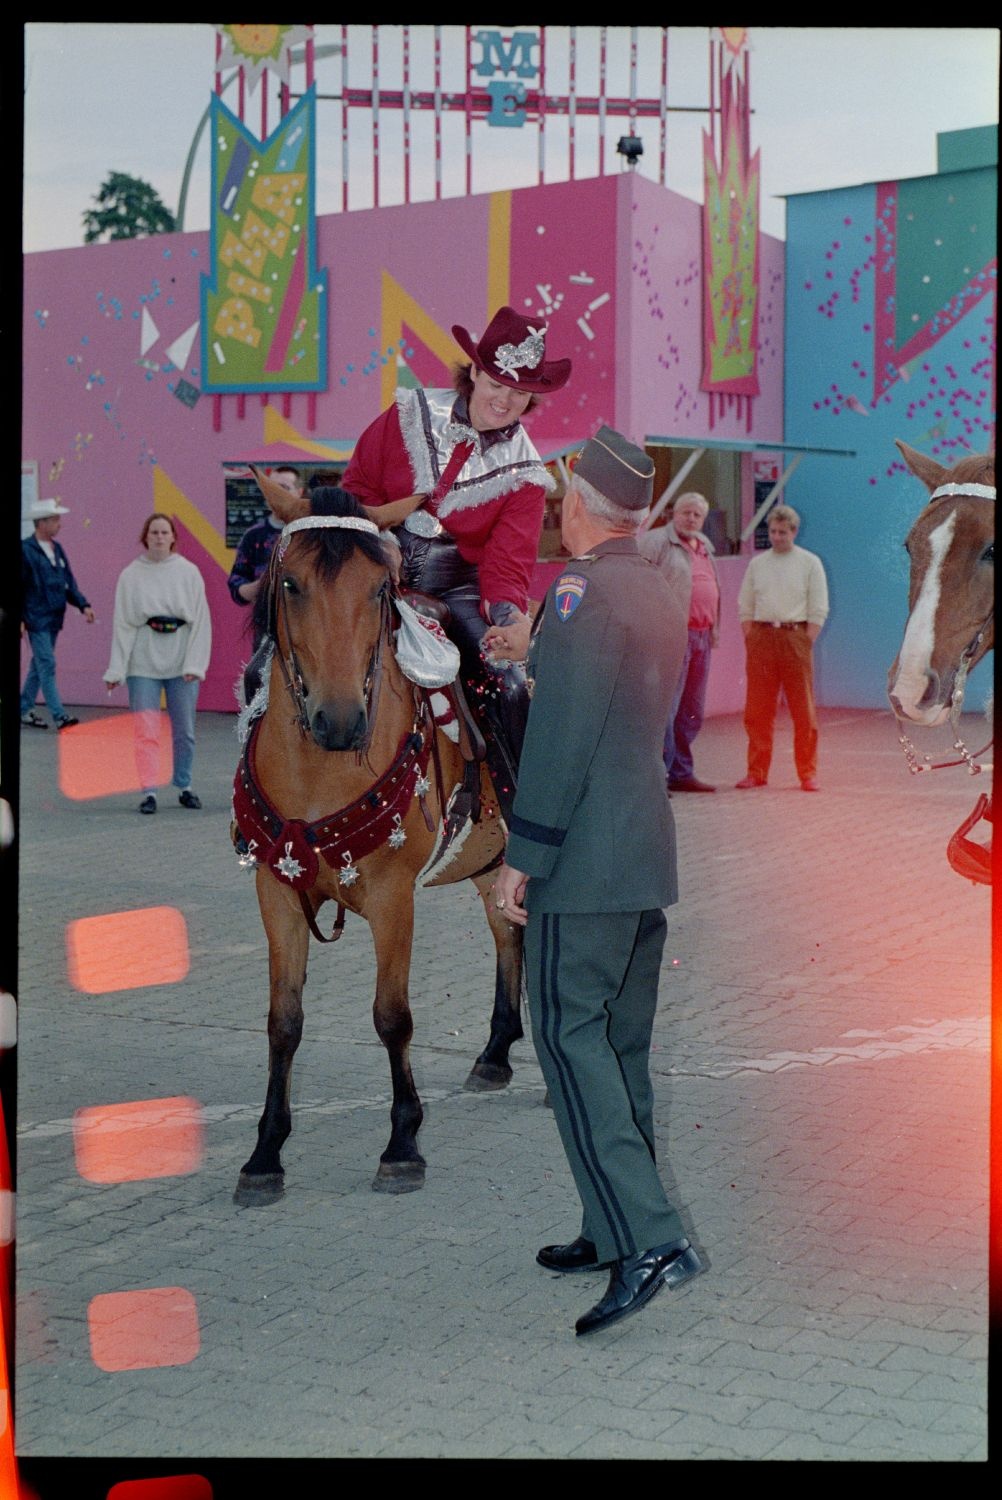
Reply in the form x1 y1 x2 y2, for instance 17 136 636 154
611 917 657 1163
536 913 633 1259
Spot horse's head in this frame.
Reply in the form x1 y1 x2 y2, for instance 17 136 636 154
255 487 393 752
887 442 995 727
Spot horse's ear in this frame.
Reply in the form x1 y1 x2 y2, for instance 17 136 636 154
895 440 949 495
251 466 311 523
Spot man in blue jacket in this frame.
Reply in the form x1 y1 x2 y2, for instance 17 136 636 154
491 427 703 1337
21 498 95 729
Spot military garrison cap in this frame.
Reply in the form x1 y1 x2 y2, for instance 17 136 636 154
573 425 655 511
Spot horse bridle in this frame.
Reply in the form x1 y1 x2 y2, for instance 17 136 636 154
268 515 393 756
893 479 994 776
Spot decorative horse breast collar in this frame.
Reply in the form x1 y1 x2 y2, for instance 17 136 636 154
232 717 432 891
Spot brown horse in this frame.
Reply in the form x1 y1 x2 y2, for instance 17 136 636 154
888 441 994 727
232 491 523 1203
888 442 994 885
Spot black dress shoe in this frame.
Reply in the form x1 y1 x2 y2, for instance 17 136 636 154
575 1239 703 1336
178 790 202 809
536 1236 611 1274
668 777 716 793
139 794 157 815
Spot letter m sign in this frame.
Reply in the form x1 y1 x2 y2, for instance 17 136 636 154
473 29 539 80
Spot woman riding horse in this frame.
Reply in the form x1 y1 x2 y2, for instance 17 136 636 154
256 305 571 819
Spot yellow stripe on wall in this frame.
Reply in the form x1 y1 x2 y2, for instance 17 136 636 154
153 466 234 573
487 191 512 315
262 405 354 459
380 192 512 409
380 272 461 410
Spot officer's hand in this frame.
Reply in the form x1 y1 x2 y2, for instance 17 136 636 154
83 607 96 624
492 863 529 926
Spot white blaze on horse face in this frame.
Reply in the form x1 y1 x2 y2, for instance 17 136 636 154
891 508 957 725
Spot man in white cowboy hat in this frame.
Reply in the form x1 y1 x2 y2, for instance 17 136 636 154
20 498 95 730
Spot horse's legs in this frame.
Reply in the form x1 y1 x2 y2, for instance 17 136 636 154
234 881 310 1205
464 868 525 1092
367 891 426 1193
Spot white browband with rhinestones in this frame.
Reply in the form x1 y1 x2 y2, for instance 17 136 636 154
929 482 996 502
282 515 380 538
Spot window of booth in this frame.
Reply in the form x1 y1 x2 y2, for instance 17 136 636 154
223 464 343 547
537 447 745 560
644 445 743 554
537 462 569 561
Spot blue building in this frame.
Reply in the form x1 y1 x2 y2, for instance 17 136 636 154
783 125 996 710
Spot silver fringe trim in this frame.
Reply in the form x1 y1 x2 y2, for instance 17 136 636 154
395 388 556 519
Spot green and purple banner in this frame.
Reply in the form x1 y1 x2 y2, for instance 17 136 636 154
701 70 760 406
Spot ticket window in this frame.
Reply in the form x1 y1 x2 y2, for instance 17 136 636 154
223 465 344 547
538 466 568 561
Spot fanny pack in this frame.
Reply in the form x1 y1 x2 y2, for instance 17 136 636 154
146 616 186 633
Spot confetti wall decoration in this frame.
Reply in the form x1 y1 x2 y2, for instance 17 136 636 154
23 171 786 713
783 142 995 711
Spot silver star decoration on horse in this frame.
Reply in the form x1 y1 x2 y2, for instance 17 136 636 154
388 814 407 850
339 853 360 887
415 775 431 797
237 838 259 870
275 842 305 882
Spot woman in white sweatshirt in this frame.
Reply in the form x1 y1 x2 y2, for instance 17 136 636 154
104 513 212 814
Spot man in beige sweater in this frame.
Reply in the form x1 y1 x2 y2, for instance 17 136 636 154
736 505 829 791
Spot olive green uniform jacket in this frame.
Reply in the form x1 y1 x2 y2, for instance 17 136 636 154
506 537 687 912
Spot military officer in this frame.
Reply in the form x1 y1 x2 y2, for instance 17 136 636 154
491 426 704 1337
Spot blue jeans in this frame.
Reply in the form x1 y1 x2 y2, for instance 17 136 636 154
127 676 199 794
21 626 66 719
663 626 713 782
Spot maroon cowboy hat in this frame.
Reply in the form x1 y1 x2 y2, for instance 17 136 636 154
451 305 571 393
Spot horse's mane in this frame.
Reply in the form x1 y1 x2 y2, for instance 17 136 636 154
947 451 995 488
252 486 389 641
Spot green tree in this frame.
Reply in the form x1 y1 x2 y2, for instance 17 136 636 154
82 172 177 244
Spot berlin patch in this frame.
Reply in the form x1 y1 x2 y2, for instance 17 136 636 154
554 573 588 621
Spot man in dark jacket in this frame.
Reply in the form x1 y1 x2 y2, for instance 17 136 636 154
491 427 703 1337
20 499 94 729
227 465 305 611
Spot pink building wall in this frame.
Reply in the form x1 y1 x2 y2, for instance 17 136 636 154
22 173 783 714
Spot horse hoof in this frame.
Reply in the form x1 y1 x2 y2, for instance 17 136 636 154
372 1161 425 1194
233 1172 285 1206
464 1061 513 1092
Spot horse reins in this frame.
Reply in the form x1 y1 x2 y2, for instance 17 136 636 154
270 516 392 759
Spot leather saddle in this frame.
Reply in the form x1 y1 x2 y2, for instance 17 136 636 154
400 589 486 767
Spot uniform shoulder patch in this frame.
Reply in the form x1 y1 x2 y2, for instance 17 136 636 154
554 572 588 621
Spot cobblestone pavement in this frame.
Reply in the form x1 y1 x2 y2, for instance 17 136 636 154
14 705 990 1480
